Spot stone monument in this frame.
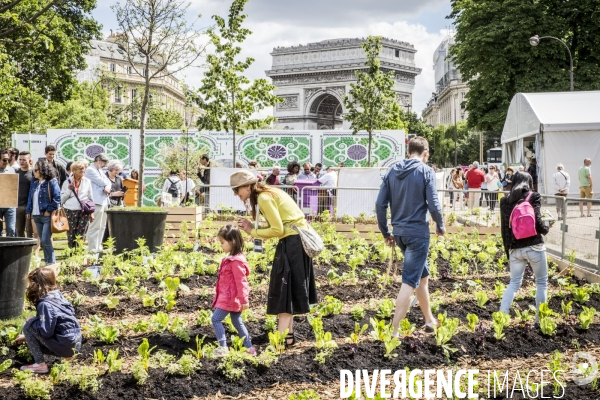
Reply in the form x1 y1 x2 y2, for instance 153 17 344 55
266 38 421 130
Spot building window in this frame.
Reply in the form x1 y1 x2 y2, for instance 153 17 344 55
131 89 137 102
115 88 121 103
126 66 132 74
395 49 400 58
142 68 147 77
110 63 116 72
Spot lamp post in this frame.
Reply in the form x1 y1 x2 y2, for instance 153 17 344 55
529 35 574 91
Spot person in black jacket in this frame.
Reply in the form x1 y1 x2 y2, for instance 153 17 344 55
498 171 552 326
44 145 67 188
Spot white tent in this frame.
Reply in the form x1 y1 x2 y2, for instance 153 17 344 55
501 91 600 197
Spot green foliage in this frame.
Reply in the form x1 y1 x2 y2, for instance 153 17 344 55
343 36 403 166
579 307 596 330
166 354 201 376
399 318 416 337
494 281 506 299
572 287 590 305
435 313 459 360
196 309 213 326
97 326 119 344
264 314 277 333
376 299 395 319
492 311 511 341
466 313 479 331
13 369 53 400
561 300 573 318
449 0 600 131
315 295 343 317
106 349 123 373
348 323 369 345
350 304 366 321
475 291 489 309
0 359 11 373
267 329 288 355
195 0 280 165
289 389 320 400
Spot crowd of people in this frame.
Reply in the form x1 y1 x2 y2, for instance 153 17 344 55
0 146 134 265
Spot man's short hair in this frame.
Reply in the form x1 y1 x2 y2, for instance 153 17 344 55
315 163 322 168
201 154 210 161
45 145 56 154
473 161 479 168
94 153 109 162
8 147 18 158
408 136 429 155
19 151 31 157
302 162 312 168
272 166 280 172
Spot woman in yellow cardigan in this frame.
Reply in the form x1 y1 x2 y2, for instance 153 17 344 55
232 170 317 346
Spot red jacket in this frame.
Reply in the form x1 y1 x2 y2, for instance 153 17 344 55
466 168 485 189
212 253 250 312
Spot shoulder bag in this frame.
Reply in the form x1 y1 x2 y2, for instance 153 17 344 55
288 223 324 258
71 179 95 214
48 183 69 234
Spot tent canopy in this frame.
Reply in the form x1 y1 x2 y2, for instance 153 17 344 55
501 91 600 144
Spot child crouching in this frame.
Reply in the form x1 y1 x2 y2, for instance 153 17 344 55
211 225 256 356
15 267 82 374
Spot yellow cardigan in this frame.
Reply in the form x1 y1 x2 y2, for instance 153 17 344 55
250 191 308 239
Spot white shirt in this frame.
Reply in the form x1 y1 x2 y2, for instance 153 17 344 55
163 176 182 196
0 166 15 174
61 177 95 210
181 178 196 194
553 170 570 193
318 171 337 187
32 181 43 216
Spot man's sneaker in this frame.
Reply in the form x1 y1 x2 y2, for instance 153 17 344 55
424 320 439 334
214 347 229 357
246 347 257 357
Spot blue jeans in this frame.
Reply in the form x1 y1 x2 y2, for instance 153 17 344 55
500 247 548 322
0 208 16 237
211 308 252 348
32 215 55 264
395 235 430 288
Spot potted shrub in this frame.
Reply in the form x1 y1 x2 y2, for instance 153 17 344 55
106 207 169 253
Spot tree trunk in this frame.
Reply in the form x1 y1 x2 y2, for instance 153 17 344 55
231 92 236 168
137 69 151 207
367 130 372 167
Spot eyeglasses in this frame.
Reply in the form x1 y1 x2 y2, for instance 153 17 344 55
0 158 9 163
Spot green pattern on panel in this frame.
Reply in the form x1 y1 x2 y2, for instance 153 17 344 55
142 176 162 206
144 136 212 170
322 136 395 167
239 135 311 168
58 135 131 166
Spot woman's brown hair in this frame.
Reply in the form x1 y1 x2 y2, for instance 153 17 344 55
217 224 244 256
26 267 57 304
248 182 281 220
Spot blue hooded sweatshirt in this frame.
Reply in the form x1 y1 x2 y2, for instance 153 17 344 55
28 290 81 357
375 158 444 239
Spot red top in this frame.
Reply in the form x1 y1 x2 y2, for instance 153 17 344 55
212 253 250 312
466 168 485 189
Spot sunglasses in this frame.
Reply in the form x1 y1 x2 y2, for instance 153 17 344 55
232 187 239 194
0 158 9 163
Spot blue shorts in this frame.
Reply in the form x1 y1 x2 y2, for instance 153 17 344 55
395 235 430 288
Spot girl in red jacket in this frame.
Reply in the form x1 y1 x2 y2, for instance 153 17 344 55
212 225 255 356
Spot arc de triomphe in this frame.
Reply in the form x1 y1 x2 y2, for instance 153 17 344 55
265 38 421 130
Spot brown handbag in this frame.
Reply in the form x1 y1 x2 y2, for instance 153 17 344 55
47 183 69 234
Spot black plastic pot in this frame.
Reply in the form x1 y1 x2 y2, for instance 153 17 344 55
106 209 169 253
0 237 37 320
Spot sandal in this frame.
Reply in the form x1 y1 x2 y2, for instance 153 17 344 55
285 332 296 348
588 214 593 217
20 363 49 374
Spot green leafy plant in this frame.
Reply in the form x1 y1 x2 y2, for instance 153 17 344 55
104 295 119 309
561 300 573 318
370 318 389 342
539 303 557 336
0 359 11 373
348 323 368 345
98 326 119 344
267 329 288 355
13 369 53 400
17 343 33 362
383 334 401 359
494 281 506 298
289 389 320 400
196 309 213 327
434 313 459 361
152 311 170 332
166 354 201 376
572 287 590 305
93 349 105 365
350 304 366 321
106 349 123 373
264 314 277 332
492 311 511 341
315 295 343 317
475 291 489 309
376 299 395 319
399 318 416 337
49 362 68 385
466 313 479 331
579 306 596 330
547 351 567 396
132 338 156 385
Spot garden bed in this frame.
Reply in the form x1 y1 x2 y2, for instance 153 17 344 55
1 221 600 399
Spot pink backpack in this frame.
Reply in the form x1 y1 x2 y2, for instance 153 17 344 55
509 192 537 239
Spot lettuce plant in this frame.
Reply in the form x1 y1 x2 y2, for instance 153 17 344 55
492 312 511 340
376 299 395 319
579 307 596 330
572 287 590 305
466 313 479 331
475 292 489 309
561 300 573 319
350 304 365 321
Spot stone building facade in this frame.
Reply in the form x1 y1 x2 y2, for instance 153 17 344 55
265 38 421 130
421 35 469 128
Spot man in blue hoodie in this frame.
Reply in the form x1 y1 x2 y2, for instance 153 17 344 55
375 136 445 336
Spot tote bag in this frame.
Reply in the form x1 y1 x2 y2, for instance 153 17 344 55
48 184 70 234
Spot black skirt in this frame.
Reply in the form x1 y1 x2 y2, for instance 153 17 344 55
267 234 318 315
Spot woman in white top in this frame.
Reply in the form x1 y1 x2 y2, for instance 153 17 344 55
553 163 570 220
61 160 95 248
485 165 500 212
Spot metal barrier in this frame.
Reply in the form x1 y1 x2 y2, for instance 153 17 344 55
187 184 600 272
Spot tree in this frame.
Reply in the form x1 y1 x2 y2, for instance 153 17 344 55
343 36 400 166
195 0 281 167
0 0 102 101
449 0 600 132
113 0 205 206
146 108 184 129
0 51 22 146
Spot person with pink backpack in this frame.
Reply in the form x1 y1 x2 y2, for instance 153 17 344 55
498 171 552 328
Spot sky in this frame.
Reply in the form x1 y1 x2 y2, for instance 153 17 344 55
92 0 454 118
